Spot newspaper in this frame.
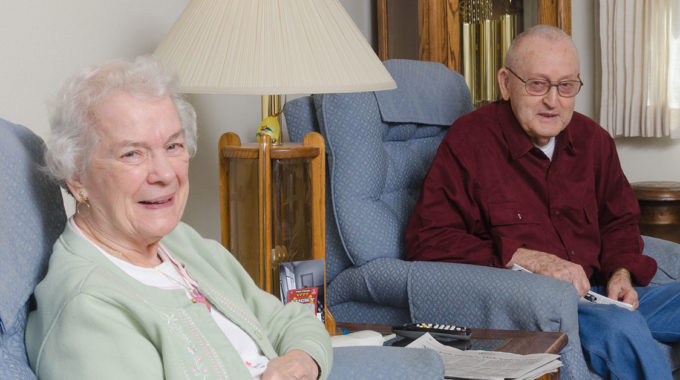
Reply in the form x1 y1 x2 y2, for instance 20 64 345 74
406 333 562 380
511 264 633 310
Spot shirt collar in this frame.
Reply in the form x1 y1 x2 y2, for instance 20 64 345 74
496 100 575 161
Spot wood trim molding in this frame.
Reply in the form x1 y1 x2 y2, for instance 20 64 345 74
418 0 448 66
377 0 388 60
218 132 242 249
445 0 461 72
538 0 572 35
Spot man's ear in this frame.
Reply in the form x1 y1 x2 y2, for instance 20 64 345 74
497 68 511 101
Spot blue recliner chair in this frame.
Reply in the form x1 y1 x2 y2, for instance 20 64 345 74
284 59 680 380
0 118 445 379
0 119 66 380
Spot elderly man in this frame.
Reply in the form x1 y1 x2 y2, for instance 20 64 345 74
406 25 680 379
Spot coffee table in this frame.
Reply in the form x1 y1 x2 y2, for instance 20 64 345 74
335 322 568 379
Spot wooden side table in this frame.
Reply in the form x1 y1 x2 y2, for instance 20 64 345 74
631 181 680 244
218 132 336 333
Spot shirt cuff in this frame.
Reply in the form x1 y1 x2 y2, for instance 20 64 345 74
600 253 657 286
497 236 525 267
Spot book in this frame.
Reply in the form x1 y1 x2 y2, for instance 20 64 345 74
280 258 325 322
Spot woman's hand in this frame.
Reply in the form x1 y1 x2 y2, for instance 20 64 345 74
261 349 319 380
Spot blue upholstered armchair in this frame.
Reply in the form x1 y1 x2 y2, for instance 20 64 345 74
0 119 66 380
284 59 680 380
0 118 444 379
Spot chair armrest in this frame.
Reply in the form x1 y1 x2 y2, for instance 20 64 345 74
1 305 37 380
328 346 444 380
407 262 580 333
643 235 680 286
327 258 411 309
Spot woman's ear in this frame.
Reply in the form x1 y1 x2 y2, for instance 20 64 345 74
497 68 511 101
66 177 85 202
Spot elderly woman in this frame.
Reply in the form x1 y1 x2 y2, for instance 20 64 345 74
25 56 331 379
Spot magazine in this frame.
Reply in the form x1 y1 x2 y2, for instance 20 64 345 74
280 258 325 322
287 287 319 314
512 264 633 310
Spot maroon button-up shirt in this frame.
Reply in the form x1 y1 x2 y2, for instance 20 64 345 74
405 100 657 286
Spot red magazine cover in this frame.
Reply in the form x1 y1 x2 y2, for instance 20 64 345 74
287 287 318 314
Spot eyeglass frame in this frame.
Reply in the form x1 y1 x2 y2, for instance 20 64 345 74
504 67 583 98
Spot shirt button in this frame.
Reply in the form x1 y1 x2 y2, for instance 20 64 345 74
570 250 575 256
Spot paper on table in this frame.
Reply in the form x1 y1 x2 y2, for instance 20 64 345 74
515 360 562 380
406 333 562 380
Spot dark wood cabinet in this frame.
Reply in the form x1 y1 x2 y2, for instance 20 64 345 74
632 181 680 244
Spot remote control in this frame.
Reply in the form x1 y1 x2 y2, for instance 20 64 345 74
392 323 472 341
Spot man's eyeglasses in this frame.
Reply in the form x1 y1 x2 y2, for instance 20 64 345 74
504 67 583 98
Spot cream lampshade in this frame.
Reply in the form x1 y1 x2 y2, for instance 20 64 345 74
155 0 396 142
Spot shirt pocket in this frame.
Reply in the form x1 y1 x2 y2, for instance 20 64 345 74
488 201 538 226
564 193 597 225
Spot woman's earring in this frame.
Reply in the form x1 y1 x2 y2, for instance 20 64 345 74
76 191 91 217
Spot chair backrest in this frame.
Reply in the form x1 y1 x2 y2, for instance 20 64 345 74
285 60 472 281
0 119 66 379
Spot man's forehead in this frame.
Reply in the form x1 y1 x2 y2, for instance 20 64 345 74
514 36 579 74
518 35 576 55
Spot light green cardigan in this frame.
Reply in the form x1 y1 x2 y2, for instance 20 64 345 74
26 222 332 379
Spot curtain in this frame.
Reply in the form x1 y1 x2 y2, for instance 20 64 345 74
598 0 680 138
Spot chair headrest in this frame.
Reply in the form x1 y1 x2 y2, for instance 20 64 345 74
374 59 472 126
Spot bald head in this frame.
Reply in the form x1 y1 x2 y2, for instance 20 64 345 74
497 25 581 147
505 25 579 71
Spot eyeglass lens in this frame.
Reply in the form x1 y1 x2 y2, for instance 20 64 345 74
526 79 581 97
506 67 582 97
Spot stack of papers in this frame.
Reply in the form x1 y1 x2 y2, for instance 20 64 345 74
407 333 562 380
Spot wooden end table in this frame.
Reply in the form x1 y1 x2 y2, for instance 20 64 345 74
631 181 680 244
335 322 568 380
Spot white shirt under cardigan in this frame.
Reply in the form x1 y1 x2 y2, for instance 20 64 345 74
69 218 269 379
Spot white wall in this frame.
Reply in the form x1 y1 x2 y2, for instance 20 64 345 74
1 0 373 242
2 1 678 243
1 0 191 220
1 0 187 135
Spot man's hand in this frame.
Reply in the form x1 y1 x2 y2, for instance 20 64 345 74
607 268 639 311
508 248 591 296
261 349 319 380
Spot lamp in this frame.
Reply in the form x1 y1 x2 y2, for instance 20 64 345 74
155 0 395 332
154 0 396 143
